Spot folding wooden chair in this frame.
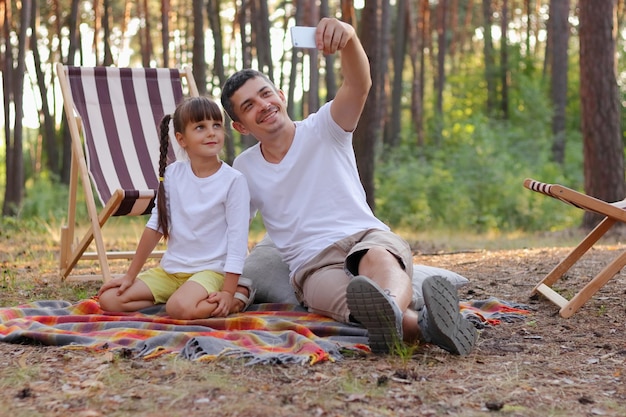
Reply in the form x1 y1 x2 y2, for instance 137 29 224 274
57 63 199 282
524 178 626 317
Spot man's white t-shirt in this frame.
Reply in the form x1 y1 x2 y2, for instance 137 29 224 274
146 160 250 275
233 101 388 276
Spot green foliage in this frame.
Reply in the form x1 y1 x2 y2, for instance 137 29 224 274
19 174 73 222
1 41 597 237
375 70 585 233
1 206 55 236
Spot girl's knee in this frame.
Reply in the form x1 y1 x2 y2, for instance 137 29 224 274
165 297 186 319
98 290 119 311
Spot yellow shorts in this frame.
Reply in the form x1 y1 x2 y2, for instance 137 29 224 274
137 266 224 304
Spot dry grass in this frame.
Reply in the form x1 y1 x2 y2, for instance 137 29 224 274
1 221 626 416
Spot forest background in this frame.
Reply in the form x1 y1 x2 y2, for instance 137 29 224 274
1 0 625 240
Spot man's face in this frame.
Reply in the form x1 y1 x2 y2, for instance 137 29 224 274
229 77 289 139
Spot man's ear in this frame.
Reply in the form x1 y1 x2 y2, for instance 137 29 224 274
232 121 249 135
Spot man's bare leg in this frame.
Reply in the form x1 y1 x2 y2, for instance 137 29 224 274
348 248 477 355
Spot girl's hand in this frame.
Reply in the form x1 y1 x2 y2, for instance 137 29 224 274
207 291 235 317
97 274 135 297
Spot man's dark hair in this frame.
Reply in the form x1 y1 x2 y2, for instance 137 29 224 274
220 69 274 122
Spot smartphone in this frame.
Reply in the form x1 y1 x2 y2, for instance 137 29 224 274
290 26 317 49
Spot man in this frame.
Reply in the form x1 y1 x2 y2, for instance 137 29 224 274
221 18 477 355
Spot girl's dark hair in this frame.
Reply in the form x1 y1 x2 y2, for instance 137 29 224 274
157 97 224 240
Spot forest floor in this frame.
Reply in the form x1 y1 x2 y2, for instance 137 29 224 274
0 226 625 417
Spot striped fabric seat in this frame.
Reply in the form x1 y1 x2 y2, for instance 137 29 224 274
66 66 185 216
523 178 626 318
57 64 199 282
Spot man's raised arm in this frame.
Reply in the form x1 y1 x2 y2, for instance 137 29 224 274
314 18 372 132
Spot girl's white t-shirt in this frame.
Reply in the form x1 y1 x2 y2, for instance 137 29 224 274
233 102 388 276
146 160 250 275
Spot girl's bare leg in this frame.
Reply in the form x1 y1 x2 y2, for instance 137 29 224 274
166 281 213 319
99 279 156 312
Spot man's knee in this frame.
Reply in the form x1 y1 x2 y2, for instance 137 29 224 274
359 246 403 270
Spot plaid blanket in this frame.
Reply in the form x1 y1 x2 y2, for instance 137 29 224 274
460 297 532 328
0 298 530 364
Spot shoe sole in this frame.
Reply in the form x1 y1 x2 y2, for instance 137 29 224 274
346 276 403 354
422 276 477 356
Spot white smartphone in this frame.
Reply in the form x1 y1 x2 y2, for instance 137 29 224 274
290 26 317 49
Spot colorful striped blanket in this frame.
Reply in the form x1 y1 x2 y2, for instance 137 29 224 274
0 298 530 365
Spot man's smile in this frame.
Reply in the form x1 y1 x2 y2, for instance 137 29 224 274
258 106 279 124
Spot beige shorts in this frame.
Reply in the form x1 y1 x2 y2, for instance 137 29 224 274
292 229 413 322
137 266 224 304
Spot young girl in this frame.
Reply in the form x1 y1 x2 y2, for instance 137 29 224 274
98 96 252 319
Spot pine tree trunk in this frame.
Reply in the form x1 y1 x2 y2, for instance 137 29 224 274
579 0 625 229
549 0 570 164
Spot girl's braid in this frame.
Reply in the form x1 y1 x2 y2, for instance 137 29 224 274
156 114 172 240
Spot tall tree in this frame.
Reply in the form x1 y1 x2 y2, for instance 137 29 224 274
411 0 430 147
252 0 273 77
458 0 474 69
448 0 459 67
121 0 132 62
548 0 570 164
525 0 531 60
207 0 235 164
1 0 15 212
93 0 101 62
288 0 305 119
193 0 207 95
207 0 226 87
384 0 407 148
499 0 509 118
579 0 625 228
434 0 448 142
30 1 58 175
161 0 170 67
102 0 114 65
238 0 253 72
482 0 497 115
2 0 31 216
234 0 256 150
60 0 81 184
288 0 319 117
354 0 389 210
139 0 153 66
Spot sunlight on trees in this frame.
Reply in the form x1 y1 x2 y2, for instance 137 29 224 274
0 0 624 231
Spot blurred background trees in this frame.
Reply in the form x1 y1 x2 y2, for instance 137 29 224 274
0 0 625 235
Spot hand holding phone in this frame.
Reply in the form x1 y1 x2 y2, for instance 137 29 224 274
290 26 317 49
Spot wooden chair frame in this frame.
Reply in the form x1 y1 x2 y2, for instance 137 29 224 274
57 63 199 282
524 178 626 318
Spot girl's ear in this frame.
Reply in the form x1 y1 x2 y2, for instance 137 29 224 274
175 131 186 148
232 121 249 135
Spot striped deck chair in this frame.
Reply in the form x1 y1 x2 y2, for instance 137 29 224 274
57 63 199 282
524 178 626 318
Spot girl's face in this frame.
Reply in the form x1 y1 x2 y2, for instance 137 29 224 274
176 118 224 158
